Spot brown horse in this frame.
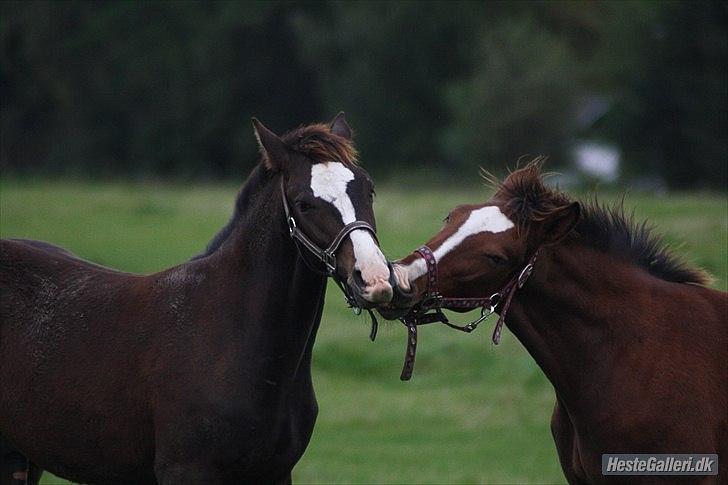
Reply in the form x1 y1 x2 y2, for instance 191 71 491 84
381 162 727 484
0 114 394 484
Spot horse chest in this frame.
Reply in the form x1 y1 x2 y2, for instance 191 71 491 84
264 384 319 476
152 352 319 482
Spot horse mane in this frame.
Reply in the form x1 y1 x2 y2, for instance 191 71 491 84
488 159 711 286
192 122 358 260
191 164 270 260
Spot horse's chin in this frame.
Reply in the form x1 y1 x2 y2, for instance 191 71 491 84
375 285 424 319
375 305 411 321
349 290 377 310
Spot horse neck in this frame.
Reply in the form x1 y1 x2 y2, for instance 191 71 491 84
504 243 675 414
206 169 327 384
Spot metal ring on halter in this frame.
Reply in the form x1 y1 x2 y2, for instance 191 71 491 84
517 263 534 288
488 292 501 312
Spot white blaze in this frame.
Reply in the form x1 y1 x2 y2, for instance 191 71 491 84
396 206 514 289
310 162 389 288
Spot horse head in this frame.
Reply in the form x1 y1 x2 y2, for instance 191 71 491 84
253 113 394 308
380 162 579 319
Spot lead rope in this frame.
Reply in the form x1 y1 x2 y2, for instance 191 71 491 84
398 248 539 380
399 246 438 380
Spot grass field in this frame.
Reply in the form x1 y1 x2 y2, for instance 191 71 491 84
1 178 726 484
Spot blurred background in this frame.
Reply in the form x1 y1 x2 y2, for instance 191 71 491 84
2 0 726 187
1 1 726 484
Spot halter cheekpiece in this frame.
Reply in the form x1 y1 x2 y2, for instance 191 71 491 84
398 245 539 380
280 178 382 337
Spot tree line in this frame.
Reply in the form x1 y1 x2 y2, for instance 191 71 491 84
1 1 725 188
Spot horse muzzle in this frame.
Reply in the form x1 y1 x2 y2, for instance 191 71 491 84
373 262 421 319
347 262 394 308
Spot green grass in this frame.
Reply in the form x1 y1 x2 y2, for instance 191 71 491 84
1 179 725 484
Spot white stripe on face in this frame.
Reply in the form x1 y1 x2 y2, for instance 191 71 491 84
310 162 389 285
398 206 515 286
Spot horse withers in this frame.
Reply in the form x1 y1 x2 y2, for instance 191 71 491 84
0 114 393 484
380 161 726 484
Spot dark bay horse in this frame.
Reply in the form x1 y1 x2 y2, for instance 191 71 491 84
0 114 393 484
381 162 726 484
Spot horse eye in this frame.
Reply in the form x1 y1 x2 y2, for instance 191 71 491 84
486 254 508 266
295 200 314 212
443 213 451 223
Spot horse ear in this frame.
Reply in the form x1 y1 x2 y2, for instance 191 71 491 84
330 111 352 140
541 202 581 245
252 117 289 171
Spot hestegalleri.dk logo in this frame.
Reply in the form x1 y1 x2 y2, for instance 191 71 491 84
602 454 718 475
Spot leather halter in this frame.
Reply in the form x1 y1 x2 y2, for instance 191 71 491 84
280 178 381 334
398 245 539 380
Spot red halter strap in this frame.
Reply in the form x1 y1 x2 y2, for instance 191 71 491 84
398 245 539 381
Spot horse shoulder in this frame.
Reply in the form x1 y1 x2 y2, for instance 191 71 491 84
550 398 591 484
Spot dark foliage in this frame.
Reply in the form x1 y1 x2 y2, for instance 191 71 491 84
1 1 725 187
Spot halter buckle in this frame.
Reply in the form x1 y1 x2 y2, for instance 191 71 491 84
323 251 337 275
420 293 442 311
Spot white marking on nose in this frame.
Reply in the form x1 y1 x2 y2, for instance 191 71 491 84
400 206 515 282
310 162 390 288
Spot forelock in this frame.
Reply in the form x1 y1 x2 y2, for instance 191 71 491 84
490 158 571 231
484 158 710 286
282 124 359 167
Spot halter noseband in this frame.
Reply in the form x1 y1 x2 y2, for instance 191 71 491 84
398 245 539 380
280 178 382 336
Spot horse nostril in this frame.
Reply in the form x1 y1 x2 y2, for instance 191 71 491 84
353 269 365 288
387 262 398 291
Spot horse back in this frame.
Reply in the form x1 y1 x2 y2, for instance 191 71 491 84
0 239 158 483
1 238 139 330
2 238 131 273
